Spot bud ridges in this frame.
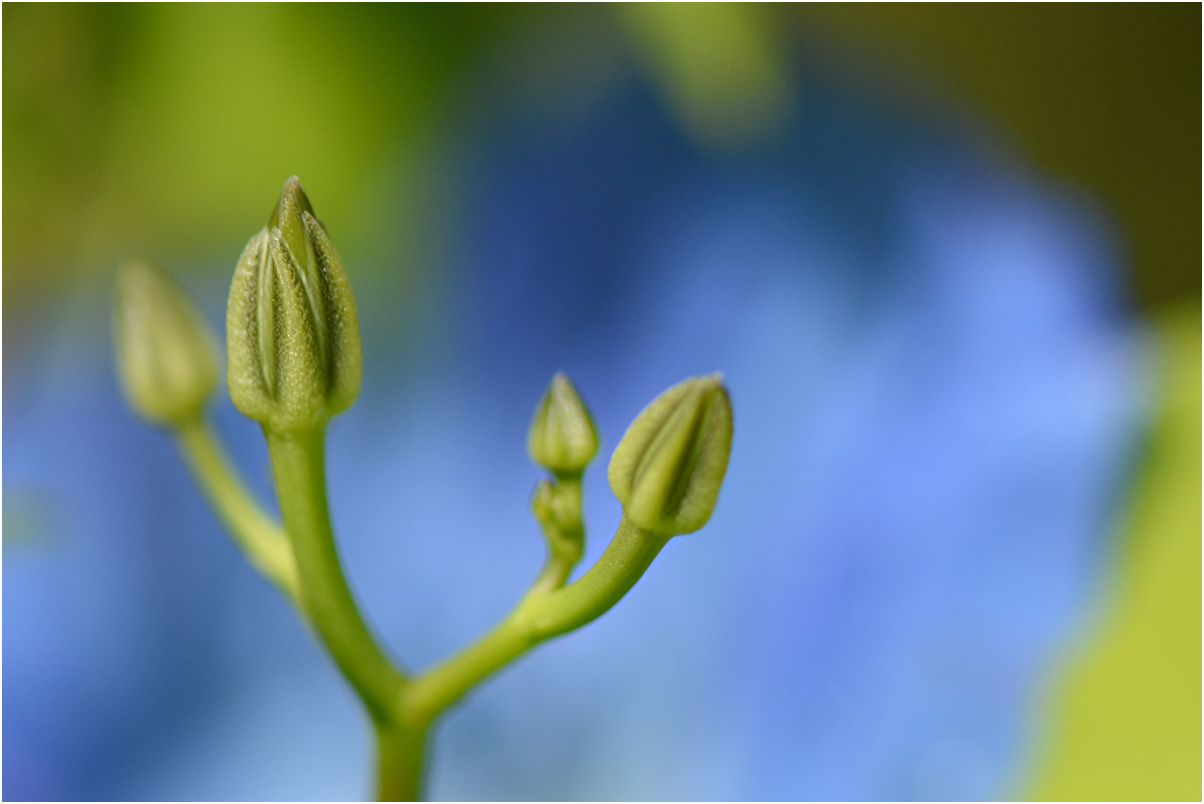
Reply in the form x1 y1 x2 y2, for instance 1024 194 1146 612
227 177 362 432
608 374 732 535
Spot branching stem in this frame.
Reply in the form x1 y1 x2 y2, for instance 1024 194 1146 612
186 418 671 801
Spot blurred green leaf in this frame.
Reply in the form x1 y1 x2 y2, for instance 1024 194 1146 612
1022 303 1202 801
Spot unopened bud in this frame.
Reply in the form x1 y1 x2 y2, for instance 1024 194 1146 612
608 374 732 535
227 177 361 432
530 477 585 586
113 259 219 426
531 479 559 526
528 372 599 476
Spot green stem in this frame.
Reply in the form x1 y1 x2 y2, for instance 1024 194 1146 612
375 720 428 802
175 414 299 603
400 515 669 727
401 618 533 727
265 426 410 722
525 515 670 639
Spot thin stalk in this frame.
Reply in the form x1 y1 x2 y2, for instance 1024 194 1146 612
175 414 299 602
400 516 670 727
265 427 410 723
523 515 670 639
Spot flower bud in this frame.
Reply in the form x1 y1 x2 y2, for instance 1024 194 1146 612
531 478 559 526
528 372 599 476
113 259 220 426
608 374 732 535
227 177 361 432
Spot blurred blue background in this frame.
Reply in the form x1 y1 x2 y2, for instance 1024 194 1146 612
4 5 1199 801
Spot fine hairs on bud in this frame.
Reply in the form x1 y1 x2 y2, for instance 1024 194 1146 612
608 374 733 535
528 372 599 475
114 259 219 427
227 177 362 433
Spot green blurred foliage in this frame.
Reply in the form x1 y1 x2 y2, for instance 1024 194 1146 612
614 3 792 149
7 4 1196 330
3 3 501 338
790 4 1201 308
1023 304 1201 802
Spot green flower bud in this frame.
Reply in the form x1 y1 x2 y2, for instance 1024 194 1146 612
113 259 219 427
528 372 599 476
227 177 361 433
530 477 582 538
530 478 559 526
607 374 733 535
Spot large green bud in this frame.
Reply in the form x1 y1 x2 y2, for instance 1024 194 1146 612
113 259 220 427
227 177 361 433
608 374 733 535
528 372 599 476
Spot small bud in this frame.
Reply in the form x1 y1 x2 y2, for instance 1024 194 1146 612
530 477 582 536
528 372 599 476
531 479 559 526
227 177 361 432
113 259 220 426
608 374 732 535
530 478 585 588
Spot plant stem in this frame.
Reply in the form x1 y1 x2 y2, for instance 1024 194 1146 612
524 515 671 640
375 719 429 801
401 618 533 727
175 414 299 602
400 515 670 726
265 427 410 723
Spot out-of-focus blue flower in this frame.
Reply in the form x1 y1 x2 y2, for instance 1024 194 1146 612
3 69 1143 801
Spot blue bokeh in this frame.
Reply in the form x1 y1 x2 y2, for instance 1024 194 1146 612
4 74 1145 800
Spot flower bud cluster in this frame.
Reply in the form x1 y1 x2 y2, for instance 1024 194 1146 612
227 177 362 433
113 177 738 770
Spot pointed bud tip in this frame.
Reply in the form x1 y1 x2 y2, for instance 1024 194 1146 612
268 175 314 230
608 374 733 535
528 372 599 475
